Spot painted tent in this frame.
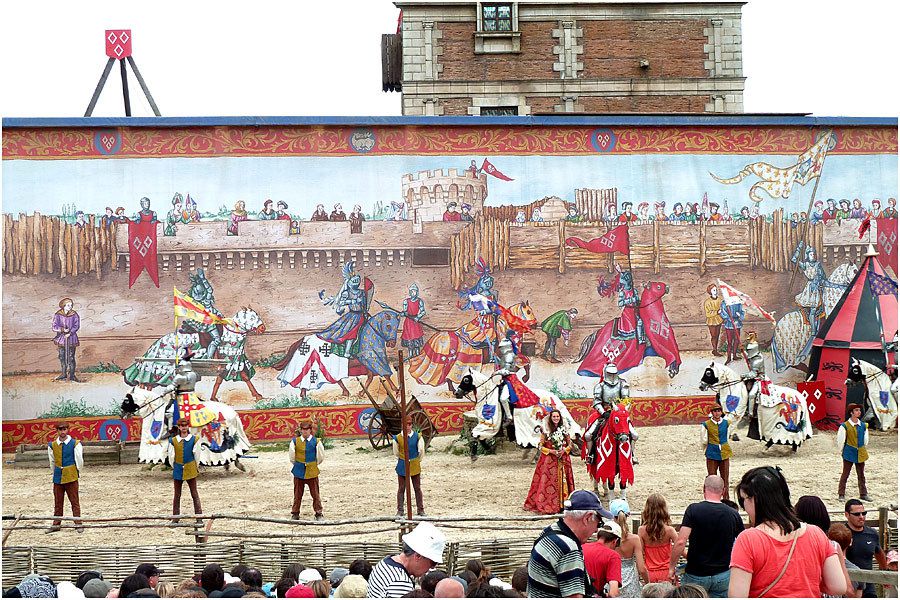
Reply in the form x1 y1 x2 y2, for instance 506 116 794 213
809 248 898 428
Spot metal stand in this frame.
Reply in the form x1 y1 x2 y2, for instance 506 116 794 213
84 56 160 116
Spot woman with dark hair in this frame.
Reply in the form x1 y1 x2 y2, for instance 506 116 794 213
201 564 225 596
523 409 576 514
729 467 845 597
119 574 151 599
794 495 831 532
465 559 492 587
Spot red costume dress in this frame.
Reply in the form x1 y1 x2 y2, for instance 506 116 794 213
523 432 575 514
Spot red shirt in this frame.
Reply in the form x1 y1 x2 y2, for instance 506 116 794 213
583 541 622 596
730 525 837 598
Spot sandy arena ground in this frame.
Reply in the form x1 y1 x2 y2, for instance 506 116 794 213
2 425 897 547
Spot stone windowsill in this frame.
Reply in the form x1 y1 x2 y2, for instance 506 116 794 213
474 31 521 54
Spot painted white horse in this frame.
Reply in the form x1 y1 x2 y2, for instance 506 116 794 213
700 362 813 449
123 307 266 401
771 262 857 373
454 366 583 447
121 386 252 468
846 358 898 431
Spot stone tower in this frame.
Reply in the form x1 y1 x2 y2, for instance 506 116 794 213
401 168 489 222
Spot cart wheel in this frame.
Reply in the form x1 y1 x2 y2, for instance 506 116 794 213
410 410 435 448
368 412 392 450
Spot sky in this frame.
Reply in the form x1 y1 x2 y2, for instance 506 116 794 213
0 0 898 118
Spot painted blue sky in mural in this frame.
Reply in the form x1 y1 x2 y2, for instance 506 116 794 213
3 153 897 217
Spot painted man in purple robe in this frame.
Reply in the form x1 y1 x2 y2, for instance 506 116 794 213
52 298 81 382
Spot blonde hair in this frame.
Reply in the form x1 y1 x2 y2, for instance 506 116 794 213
155 582 176 598
615 511 631 542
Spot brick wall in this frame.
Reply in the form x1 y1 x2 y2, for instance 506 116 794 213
441 98 471 115
526 97 558 114
581 20 708 79
579 95 709 113
440 21 556 81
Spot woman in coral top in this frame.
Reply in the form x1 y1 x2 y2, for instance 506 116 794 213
639 493 680 583
523 409 575 514
729 466 846 598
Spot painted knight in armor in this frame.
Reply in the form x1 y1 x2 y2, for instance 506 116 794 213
791 243 826 332
318 261 369 356
181 269 224 359
617 269 647 345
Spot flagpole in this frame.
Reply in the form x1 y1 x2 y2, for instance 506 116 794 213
174 286 180 368
789 133 829 292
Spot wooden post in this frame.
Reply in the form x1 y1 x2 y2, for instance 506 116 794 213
653 219 661 274
32 212 42 275
878 506 889 551
699 219 708 275
397 350 413 530
120 58 132 117
557 220 566 274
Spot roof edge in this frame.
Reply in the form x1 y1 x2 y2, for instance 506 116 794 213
2 115 897 128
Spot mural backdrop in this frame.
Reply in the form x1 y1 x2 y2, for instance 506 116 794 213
2 118 897 448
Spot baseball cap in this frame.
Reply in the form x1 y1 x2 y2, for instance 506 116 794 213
563 490 614 519
297 569 322 585
401 522 447 564
609 499 631 517
598 520 623 539
82 579 113 598
333 575 368 599
135 564 164 578
329 567 350 587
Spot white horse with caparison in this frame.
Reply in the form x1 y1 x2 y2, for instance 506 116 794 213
846 358 898 431
454 367 582 447
700 361 813 449
121 386 252 468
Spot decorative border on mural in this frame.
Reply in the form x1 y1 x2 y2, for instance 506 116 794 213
1 396 713 451
3 126 895 159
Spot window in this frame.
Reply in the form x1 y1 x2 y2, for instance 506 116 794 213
481 106 518 116
481 3 513 32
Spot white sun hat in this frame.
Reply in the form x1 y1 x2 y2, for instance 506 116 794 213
402 522 447 563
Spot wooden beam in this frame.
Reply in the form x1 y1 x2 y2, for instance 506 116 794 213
84 58 115 117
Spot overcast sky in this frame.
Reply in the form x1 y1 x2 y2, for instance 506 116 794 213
0 0 898 118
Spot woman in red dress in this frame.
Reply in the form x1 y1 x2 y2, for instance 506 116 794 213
524 409 576 514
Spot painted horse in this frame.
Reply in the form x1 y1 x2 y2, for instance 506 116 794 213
771 262 857 373
583 403 635 500
275 310 401 398
700 362 813 449
454 367 582 461
407 302 538 392
123 307 266 401
576 281 681 378
120 386 251 468
846 358 898 431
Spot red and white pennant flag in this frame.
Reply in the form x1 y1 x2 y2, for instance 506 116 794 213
480 159 514 181
717 279 776 322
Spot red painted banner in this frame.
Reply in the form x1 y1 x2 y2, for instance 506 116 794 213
2 396 713 451
2 126 895 160
128 218 159 287
105 30 132 59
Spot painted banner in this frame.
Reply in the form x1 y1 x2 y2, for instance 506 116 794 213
128 219 159 287
876 217 898 273
797 380 826 425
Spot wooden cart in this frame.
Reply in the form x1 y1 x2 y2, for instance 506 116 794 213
364 389 436 450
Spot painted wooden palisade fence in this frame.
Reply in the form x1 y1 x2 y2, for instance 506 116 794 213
2 213 118 279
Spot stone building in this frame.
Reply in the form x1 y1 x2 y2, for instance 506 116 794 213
382 1 744 115
402 167 489 221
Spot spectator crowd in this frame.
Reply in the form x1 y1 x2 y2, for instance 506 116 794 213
4 466 896 599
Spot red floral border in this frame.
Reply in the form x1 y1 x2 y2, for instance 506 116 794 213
1 396 713 451
2 126 895 159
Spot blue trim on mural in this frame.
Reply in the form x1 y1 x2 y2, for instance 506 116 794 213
3 115 897 128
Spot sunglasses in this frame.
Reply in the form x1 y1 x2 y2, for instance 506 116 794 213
849 511 868 517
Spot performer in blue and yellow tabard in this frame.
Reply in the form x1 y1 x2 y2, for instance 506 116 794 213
393 421 426 517
837 403 871 502
701 405 733 500
289 421 325 521
47 421 84 533
167 418 202 522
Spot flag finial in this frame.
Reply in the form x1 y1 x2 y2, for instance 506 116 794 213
865 244 878 257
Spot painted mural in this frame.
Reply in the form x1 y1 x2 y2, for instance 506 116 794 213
2 120 897 448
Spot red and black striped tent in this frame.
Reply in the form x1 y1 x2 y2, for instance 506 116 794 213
809 248 898 429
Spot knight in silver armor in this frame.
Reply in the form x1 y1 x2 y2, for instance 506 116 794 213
171 354 201 393
584 364 638 467
495 335 517 425
742 335 766 414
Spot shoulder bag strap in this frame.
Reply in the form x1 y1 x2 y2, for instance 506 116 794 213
757 529 800 598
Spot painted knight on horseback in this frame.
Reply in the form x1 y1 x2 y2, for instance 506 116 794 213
180 269 223 359
319 261 373 357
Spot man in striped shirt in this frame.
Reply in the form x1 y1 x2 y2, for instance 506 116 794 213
368 522 446 598
528 490 613 598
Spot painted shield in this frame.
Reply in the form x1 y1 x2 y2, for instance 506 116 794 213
724 394 740 413
149 419 163 439
797 381 826 424
879 390 891 409
105 30 133 59
480 403 496 420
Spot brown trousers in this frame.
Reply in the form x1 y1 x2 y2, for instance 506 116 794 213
173 478 202 520
706 458 730 501
53 481 82 526
724 327 741 361
838 460 868 497
292 477 323 516
396 474 424 512
707 324 722 354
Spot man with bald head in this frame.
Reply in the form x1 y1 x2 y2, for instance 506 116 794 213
434 577 466 598
668 476 744 598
